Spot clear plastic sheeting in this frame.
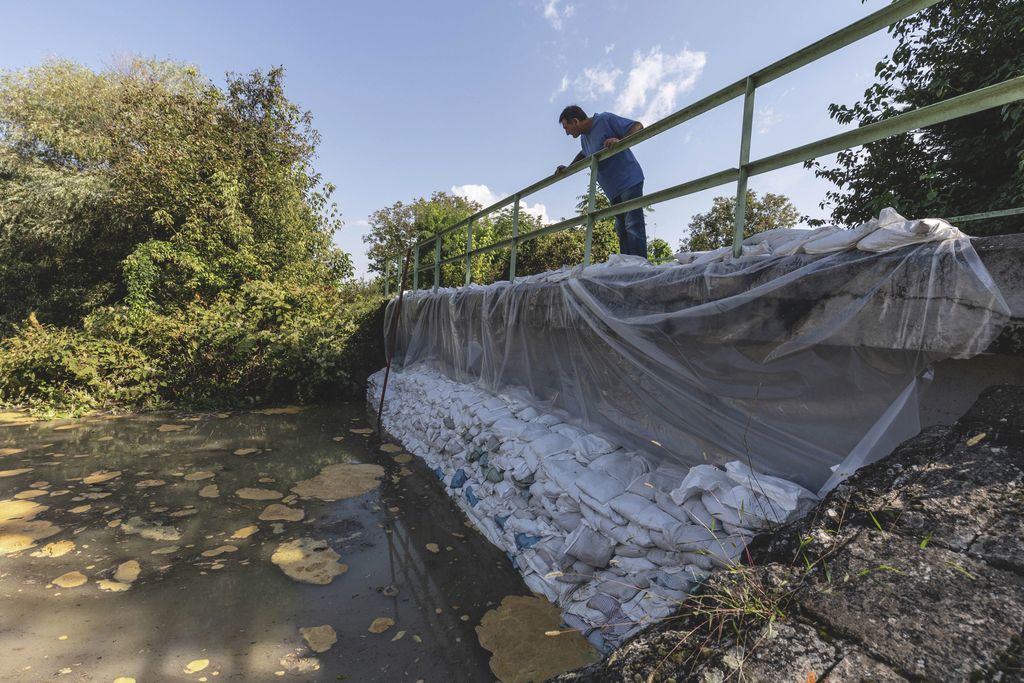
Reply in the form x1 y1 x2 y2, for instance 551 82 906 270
367 367 819 649
385 217 1009 493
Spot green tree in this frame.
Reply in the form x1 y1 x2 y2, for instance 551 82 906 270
809 0 1024 232
0 58 351 326
680 191 801 252
647 238 673 261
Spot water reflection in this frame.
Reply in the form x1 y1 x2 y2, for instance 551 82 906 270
0 404 529 681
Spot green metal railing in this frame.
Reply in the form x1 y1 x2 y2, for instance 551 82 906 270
382 0 1024 297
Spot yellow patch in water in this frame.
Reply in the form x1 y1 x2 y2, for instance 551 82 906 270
367 617 395 634
0 447 25 456
107 519 122 528
53 424 83 431
97 436 115 442
231 525 259 540
393 453 413 464
290 464 384 502
475 596 601 683
236 488 282 501
31 539 75 558
52 570 88 588
253 406 305 415
259 504 304 522
113 678 136 683
0 410 35 426
271 538 347 585
332 436 345 442
14 490 48 500
349 427 374 435
48 490 70 497
157 424 189 432
399 467 413 477
183 659 210 674
184 471 215 481
0 468 33 478
151 546 179 555
96 579 131 592
233 448 261 456
0 499 61 554
201 545 238 557
300 624 337 653
82 470 121 485
425 543 440 553
169 508 198 518
198 484 220 498
114 560 141 583
135 479 166 488
391 630 406 641
69 505 92 514
379 443 403 453
120 516 181 542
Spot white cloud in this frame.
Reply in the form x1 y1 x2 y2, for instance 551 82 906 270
451 183 551 224
615 46 706 124
541 0 575 30
755 104 782 134
605 43 615 55
553 65 622 103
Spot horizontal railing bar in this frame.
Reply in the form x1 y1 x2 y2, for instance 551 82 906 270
410 0 940 256
753 0 941 88
592 168 741 221
749 76 1024 177
950 207 1024 223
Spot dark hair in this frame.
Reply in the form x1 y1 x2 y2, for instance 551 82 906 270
558 105 587 124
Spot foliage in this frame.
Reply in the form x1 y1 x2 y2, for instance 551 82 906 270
0 58 351 328
647 238 673 261
0 318 159 415
679 191 801 252
809 0 1024 233
0 58 380 415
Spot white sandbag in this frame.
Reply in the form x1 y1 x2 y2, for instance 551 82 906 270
576 469 627 504
802 220 879 254
659 522 719 552
563 522 615 567
526 433 573 459
609 492 680 531
669 464 734 505
701 492 744 528
609 555 658 573
590 451 652 485
570 433 618 460
858 216 962 252
723 461 816 511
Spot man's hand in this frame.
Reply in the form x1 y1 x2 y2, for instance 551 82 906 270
555 165 567 175
603 137 620 148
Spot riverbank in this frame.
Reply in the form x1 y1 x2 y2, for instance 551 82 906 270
554 384 1024 682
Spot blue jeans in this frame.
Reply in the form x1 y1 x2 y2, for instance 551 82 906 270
610 182 647 257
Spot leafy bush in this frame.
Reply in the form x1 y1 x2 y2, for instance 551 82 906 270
0 319 160 415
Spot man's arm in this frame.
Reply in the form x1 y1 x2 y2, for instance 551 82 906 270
555 150 586 174
603 121 643 149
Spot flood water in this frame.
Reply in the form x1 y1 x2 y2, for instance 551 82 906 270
0 403 571 682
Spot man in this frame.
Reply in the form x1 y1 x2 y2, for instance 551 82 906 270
556 105 647 257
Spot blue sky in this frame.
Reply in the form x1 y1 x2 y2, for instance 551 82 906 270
4 0 898 277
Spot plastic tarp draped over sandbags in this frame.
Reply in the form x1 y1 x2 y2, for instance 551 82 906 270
385 212 1009 493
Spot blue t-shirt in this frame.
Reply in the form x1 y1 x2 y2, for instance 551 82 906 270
579 112 644 199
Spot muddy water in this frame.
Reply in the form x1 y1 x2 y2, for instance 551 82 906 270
0 404 543 682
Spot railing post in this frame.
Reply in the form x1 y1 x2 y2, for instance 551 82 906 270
510 195 520 282
732 76 756 257
384 258 391 297
464 219 473 287
433 237 440 292
412 244 420 291
584 155 599 265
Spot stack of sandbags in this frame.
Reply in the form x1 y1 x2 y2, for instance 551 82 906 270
368 366 816 649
